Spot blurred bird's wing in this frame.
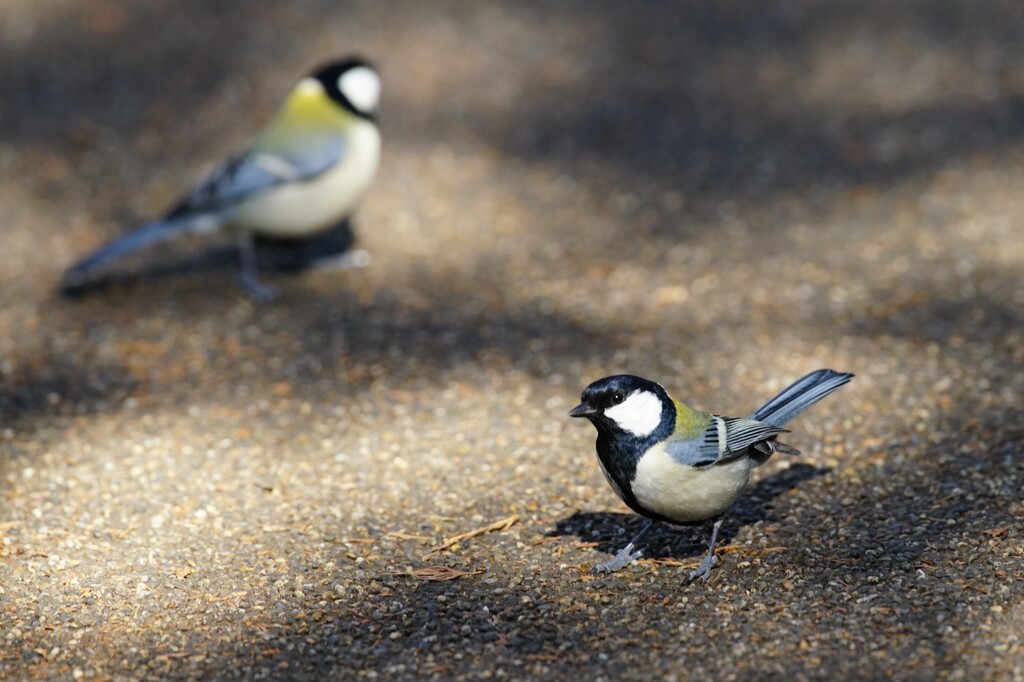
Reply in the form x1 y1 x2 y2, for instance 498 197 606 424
166 131 346 219
61 132 346 289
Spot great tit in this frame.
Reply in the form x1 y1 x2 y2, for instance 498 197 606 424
61 57 382 299
569 368 853 581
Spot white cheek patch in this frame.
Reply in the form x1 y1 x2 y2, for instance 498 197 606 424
604 390 662 437
338 67 381 113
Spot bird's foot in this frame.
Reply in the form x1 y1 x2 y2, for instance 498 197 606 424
687 550 719 583
593 544 643 574
238 275 278 302
312 248 372 271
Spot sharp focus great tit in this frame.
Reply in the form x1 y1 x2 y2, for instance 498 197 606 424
569 368 853 581
61 57 382 299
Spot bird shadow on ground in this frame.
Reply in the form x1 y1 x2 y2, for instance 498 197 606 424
548 462 830 564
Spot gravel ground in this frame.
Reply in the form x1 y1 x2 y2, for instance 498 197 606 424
2 2 1023 680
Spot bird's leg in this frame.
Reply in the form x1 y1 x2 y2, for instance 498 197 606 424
593 519 653 574
237 233 278 301
688 516 724 583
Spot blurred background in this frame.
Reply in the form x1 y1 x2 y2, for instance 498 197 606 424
1 1 1022 679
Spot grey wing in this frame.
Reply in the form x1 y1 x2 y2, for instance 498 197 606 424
664 434 711 467
165 134 346 219
692 417 789 466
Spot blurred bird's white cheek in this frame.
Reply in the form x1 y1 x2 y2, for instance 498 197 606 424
605 391 662 437
339 67 381 112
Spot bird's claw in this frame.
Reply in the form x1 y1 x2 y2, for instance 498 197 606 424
592 545 643 574
687 551 719 583
238 275 279 302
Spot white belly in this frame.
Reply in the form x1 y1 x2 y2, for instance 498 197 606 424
631 442 752 522
226 122 380 238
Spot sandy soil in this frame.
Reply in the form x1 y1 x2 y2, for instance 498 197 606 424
1 2 1022 679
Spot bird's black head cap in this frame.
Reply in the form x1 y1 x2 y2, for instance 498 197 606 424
569 374 675 444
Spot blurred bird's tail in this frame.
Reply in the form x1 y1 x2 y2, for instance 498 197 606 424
61 217 202 291
750 369 854 427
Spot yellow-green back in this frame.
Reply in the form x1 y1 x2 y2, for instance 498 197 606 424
255 80 356 154
673 397 712 438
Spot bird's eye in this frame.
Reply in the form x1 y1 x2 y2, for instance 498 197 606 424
612 392 624 404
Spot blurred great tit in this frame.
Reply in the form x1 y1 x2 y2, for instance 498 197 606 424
61 57 381 299
569 368 853 581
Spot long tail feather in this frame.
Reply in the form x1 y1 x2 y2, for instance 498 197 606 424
750 369 854 426
61 218 193 289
